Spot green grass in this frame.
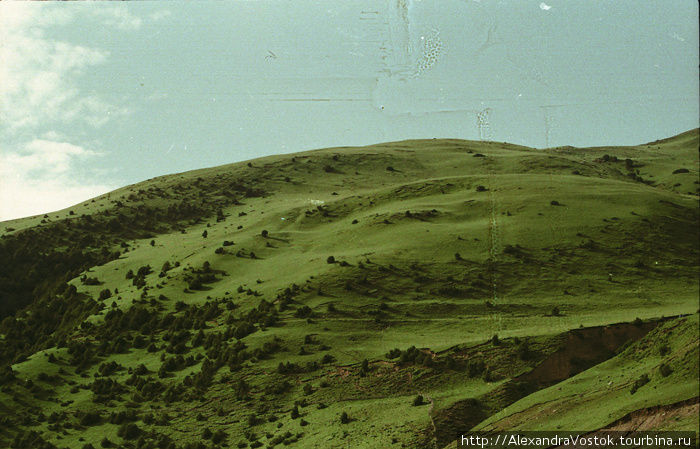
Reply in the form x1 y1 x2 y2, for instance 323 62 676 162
0 130 697 449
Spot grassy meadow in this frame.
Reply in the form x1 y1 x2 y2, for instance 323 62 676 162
0 130 698 448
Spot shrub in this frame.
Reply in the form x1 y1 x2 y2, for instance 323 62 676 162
202 230 208 238
261 230 268 238
386 348 401 359
476 185 487 192
412 395 425 406
326 256 335 264
630 374 650 394
212 430 227 444
117 422 141 440
659 363 673 377
295 306 312 318
79 411 102 427
98 289 111 301
340 411 350 424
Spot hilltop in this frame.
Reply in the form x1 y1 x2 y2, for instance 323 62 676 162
0 130 698 449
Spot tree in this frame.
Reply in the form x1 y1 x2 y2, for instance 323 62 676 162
202 230 208 238
340 411 350 424
261 230 269 238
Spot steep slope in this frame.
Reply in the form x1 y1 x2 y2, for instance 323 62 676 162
0 130 698 449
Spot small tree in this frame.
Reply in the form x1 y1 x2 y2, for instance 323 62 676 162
261 230 269 238
326 256 335 264
340 411 350 424
202 230 208 238
412 395 425 406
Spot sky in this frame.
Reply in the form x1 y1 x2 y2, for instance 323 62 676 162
1 0 698 221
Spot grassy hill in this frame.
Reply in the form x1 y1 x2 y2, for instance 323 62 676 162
0 130 698 449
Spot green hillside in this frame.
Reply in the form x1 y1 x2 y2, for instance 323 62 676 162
1 130 698 449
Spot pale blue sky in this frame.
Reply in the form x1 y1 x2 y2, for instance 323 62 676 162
1 0 698 220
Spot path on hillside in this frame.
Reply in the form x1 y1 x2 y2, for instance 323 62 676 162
487 161 504 333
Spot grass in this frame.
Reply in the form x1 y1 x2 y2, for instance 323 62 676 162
0 130 697 448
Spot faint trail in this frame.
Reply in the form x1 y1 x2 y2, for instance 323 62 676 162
486 161 504 333
421 392 439 449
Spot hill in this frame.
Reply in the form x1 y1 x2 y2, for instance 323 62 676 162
0 130 698 449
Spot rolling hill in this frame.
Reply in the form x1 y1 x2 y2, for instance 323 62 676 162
0 130 698 449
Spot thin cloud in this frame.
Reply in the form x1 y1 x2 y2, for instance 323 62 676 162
0 140 115 221
0 4 110 133
92 7 143 31
0 3 137 220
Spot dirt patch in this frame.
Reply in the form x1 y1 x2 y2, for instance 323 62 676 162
602 397 699 431
432 321 661 448
516 321 658 386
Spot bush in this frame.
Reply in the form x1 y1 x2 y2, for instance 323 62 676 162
295 306 312 318
212 430 227 444
340 411 350 424
261 230 268 238
326 256 335 264
659 363 673 377
98 289 112 301
630 374 650 394
412 395 425 406
79 411 102 427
